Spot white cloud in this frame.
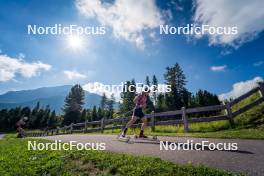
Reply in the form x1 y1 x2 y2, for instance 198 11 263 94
170 1 184 11
18 53 25 59
253 61 264 67
210 65 227 72
218 77 263 101
76 0 164 49
63 70 87 80
0 54 51 82
193 0 264 48
220 50 232 56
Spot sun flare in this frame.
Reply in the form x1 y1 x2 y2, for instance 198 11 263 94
66 35 84 50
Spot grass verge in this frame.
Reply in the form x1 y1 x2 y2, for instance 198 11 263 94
100 123 264 139
101 101 264 139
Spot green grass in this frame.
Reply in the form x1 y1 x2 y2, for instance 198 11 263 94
100 109 264 139
102 119 231 134
100 92 264 139
100 124 264 139
102 121 229 135
182 126 264 139
0 135 241 176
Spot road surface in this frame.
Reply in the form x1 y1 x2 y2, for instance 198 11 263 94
38 134 264 176
0 133 5 139
0 133 5 140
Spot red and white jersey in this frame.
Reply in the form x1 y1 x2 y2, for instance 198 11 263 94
16 119 25 128
135 93 147 108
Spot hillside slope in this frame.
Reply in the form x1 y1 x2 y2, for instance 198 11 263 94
0 85 107 113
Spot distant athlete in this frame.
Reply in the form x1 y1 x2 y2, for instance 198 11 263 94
16 116 28 138
121 88 150 138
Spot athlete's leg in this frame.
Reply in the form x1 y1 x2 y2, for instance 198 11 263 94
121 116 137 137
139 117 148 137
17 127 22 138
126 116 137 128
141 117 148 130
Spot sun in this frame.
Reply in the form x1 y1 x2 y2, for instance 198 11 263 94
66 35 84 50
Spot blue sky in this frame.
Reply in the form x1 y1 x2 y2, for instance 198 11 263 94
0 0 264 100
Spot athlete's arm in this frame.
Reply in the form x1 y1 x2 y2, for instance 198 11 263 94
133 96 138 104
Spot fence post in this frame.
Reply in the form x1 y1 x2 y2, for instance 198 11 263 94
151 111 155 132
101 118 105 133
259 82 264 97
70 123 73 134
84 120 88 133
225 103 235 128
121 117 125 129
182 107 189 133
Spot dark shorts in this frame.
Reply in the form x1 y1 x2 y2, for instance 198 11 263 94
133 107 145 119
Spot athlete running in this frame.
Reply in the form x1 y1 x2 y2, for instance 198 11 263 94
121 88 150 138
16 116 28 138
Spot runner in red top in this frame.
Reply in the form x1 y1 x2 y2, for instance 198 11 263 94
16 116 28 138
121 88 150 138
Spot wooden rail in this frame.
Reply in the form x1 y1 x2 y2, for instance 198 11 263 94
27 82 264 137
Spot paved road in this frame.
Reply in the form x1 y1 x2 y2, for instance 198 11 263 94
39 134 264 176
0 133 5 139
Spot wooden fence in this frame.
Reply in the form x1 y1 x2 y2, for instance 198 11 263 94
27 82 264 137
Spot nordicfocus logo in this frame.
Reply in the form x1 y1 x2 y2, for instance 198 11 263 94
27 24 106 35
83 82 172 94
160 24 238 35
28 140 106 151
160 140 238 151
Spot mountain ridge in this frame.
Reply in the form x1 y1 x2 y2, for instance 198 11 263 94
0 85 105 113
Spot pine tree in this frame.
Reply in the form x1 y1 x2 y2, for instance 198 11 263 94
194 90 220 107
81 109 87 122
182 88 192 107
41 105 50 128
92 106 97 121
100 93 107 110
97 107 103 120
47 110 57 129
156 94 166 112
29 102 40 128
152 75 158 105
146 76 150 86
106 93 115 119
191 89 221 117
86 109 92 121
164 63 187 110
63 84 85 125
36 109 44 128
0 109 8 131
120 80 136 113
